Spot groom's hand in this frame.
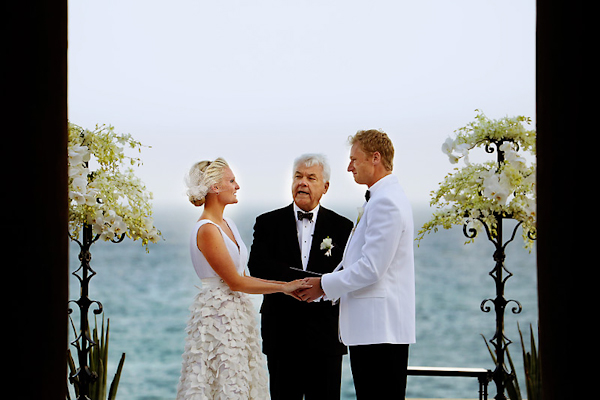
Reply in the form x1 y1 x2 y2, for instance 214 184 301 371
297 278 324 302
287 290 303 301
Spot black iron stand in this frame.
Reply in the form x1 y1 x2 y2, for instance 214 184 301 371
68 224 124 399
462 140 535 399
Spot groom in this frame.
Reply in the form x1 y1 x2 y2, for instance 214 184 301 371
298 130 416 399
248 153 353 400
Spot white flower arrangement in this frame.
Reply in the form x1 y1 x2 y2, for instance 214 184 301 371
68 122 161 250
320 237 334 256
417 110 536 250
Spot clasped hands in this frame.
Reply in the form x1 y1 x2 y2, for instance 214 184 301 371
290 277 323 302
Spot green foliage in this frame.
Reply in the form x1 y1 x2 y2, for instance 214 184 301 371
518 323 541 400
67 315 126 400
481 323 540 400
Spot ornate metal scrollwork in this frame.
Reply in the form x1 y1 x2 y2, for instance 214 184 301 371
459 138 535 400
463 211 528 400
507 299 523 315
480 298 494 313
463 221 478 240
67 224 125 399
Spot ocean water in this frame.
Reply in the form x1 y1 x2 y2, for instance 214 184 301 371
67 203 538 399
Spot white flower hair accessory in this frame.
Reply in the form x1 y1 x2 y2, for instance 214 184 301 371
185 168 210 202
184 158 230 206
320 237 334 256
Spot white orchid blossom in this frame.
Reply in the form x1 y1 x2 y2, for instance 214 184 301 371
417 111 536 249
68 122 161 250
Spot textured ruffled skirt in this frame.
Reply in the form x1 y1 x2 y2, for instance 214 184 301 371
176 278 270 399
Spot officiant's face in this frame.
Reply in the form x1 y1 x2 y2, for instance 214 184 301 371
292 164 329 211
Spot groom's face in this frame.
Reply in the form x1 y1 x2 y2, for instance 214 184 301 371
292 164 329 211
348 142 375 186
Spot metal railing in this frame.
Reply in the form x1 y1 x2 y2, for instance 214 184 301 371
407 366 493 400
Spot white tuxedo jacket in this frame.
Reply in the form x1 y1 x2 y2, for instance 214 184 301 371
321 174 416 346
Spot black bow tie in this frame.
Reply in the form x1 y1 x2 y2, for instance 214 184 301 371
297 211 313 221
365 190 371 202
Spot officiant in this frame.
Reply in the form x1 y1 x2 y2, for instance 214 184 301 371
248 153 353 400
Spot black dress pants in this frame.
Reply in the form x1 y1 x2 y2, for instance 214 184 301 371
266 353 343 400
349 343 409 399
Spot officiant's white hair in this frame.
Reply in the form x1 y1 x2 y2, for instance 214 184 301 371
293 153 331 182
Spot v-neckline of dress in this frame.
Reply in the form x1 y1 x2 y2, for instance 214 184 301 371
222 219 240 253
200 218 240 253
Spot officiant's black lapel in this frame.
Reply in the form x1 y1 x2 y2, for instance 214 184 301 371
307 207 342 276
282 203 302 270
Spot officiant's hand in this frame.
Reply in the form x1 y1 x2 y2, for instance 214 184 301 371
296 277 324 302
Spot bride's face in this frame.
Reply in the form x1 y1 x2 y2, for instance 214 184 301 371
215 167 240 204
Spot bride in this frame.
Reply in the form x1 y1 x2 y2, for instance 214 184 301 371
176 158 311 400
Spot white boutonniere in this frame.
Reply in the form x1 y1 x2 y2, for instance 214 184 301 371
356 206 364 224
320 236 334 256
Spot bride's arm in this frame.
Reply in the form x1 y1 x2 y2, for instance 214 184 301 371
243 273 284 284
198 224 311 295
243 275 303 300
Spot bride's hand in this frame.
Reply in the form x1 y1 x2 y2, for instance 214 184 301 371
282 279 312 299
294 277 324 302
283 279 312 293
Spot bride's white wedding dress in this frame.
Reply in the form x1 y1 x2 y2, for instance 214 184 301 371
176 218 269 400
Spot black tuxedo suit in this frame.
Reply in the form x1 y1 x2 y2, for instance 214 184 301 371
248 203 353 399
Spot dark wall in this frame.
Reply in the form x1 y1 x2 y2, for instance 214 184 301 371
537 1 585 399
7 2 68 399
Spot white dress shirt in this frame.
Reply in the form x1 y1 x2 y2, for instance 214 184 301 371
293 203 320 270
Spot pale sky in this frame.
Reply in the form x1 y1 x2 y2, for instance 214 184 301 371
67 0 536 213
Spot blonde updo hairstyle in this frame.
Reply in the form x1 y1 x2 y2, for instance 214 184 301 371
185 157 230 206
